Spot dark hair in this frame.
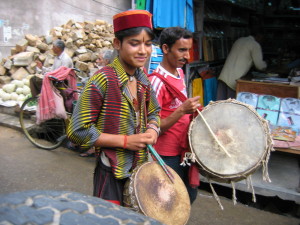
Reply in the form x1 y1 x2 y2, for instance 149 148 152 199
53 39 65 51
115 27 155 42
249 26 265 37
159 27 193 50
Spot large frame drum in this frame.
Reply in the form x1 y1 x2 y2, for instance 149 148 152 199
123 161 191 225
188 99 273 183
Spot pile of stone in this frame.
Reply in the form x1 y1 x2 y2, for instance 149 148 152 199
0 19 114 88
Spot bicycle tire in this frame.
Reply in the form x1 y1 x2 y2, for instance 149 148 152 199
19 96 66 150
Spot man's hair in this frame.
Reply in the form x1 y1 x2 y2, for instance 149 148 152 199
115 27 154 43
159 27 193 50
53 39 65 51
102 49 114 60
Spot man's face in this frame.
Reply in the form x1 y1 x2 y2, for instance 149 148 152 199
162 38 192 69
114 29 152 74
52 45 61 56
96 55 105 66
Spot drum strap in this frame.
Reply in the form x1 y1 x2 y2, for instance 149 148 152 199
149 72 189 103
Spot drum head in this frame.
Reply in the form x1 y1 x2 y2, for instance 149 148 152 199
189 100 270 181
134 161 190 225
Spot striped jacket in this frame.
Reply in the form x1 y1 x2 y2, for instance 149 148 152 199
67 57 160 179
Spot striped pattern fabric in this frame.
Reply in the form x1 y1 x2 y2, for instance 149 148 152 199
67 57 160 179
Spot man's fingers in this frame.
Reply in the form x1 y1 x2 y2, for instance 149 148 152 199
192 96 201 101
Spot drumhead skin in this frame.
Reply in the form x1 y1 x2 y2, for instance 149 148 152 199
189 99 272 182
124 161 191 225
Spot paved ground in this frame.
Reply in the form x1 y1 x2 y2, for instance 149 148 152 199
0 125 299 225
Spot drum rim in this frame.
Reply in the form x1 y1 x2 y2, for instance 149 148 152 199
134 161 151 216
188 99 273 181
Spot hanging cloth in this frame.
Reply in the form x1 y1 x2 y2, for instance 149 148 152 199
36 66 77 124
147 0 195 32
192 77 204 106
204 77 218 106
199 70 217 106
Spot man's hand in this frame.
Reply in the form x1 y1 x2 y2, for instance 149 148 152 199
180 96 201 114
159 96 202 133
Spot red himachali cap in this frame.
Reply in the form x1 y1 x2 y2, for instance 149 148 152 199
113 10 152 33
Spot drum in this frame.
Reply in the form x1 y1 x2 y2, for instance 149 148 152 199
123 161 191 225
188 99 273 183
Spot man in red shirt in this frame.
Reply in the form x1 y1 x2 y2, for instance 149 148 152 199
148 27 201 204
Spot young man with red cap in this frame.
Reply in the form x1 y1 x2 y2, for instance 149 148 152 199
148 27 201 204
67 10 160 205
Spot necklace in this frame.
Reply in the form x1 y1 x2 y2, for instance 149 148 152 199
127 73 135 82
129 76 134 82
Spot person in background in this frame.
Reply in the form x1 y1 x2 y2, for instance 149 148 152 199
30 39 73 97
95 49 114 69
148 27 201 204
217 27 267 100
67 10 160 205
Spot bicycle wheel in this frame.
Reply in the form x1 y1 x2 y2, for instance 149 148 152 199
19 96 66 150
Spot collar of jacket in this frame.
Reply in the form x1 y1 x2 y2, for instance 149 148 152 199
109 57 151 89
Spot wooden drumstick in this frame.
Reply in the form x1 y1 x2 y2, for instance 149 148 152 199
196 109 231 158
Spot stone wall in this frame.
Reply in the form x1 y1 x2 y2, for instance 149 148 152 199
0 19 115 92
0 0 131 60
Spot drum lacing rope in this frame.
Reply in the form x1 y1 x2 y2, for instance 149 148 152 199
246 175 257 202
261 118 274 183
208 179 224 210
262 139 273 183
180 152 197 167
262 159 271 183
231 181 237 205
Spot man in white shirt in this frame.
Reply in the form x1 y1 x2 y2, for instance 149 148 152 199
95 49 114 69
30 39 73 97
217 27 267 100
89 49 114 77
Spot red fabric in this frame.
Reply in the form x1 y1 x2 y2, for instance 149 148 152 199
113 10 152 33
106 200 121 205
189 163 200 188
148 71 202 187
37 66 77 124
150 72 187 102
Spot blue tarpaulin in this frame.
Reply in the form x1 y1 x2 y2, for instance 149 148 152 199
145 0 195 32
